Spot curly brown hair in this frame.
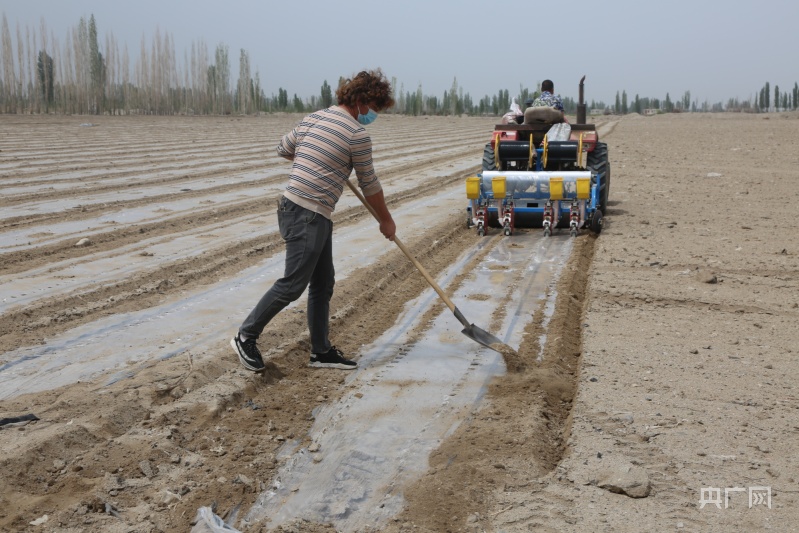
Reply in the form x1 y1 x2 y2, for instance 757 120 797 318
336 69 395 111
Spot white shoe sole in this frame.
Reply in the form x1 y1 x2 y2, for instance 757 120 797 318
231 337 265 372
308 361 357 370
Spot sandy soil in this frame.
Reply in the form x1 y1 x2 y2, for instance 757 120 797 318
1 111 797 532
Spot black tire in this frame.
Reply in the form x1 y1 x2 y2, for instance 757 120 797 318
587 142 610 213
590 209 603 234
482 142 496 171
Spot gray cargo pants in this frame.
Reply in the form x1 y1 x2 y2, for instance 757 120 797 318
239 196 334 354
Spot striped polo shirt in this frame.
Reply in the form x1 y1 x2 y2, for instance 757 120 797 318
277 106 383 219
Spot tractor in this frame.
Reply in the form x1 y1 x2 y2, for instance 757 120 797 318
466 76 610 237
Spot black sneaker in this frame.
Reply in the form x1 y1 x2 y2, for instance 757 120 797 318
231 333 265 372
309 346 357 370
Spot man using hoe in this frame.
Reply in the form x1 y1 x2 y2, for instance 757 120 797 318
231 69 396 372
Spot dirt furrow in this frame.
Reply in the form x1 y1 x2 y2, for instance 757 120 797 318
0 209 490 533
382 233 596 532
1 122 486 164
0 166 478 352
0 141 483 235
0 129 486 199
0 141 482 273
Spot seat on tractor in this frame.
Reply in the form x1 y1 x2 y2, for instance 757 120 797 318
523 106 564 125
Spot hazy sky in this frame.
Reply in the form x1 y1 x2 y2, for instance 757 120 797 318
2 0 797 106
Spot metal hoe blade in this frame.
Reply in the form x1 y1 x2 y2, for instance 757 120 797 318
461 324 504 352
454 307 504 353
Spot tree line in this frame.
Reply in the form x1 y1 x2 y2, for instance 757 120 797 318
606 81 798 115
1 13 797 117
0 12 548 117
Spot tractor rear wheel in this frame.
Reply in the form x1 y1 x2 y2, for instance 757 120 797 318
482 142 496 171
587 142 610 213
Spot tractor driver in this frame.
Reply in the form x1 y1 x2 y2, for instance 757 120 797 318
529 79 564 111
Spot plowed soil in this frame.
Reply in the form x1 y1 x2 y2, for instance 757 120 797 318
1 111 797 533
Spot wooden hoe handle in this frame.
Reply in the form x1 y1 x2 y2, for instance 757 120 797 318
344 179 457 314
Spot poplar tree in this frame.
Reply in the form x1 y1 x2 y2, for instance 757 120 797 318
320 80 332 108
105 31 118 114
89 15 103 113
462 91 473 115
192 40 209 113
765 82 770 110
253 70 262 112
1 14 16 113
37 50 54 109
76 17 90 113
214 43 229 114
278 87 288 110
207 64 217 113
237 48 250 113
15 21 26 112
397 82 405 112
292 93 304 112
449 77 458 116
62 28 76 113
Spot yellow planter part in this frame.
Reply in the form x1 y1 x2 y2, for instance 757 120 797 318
576 177 590 199
466 176 481 199
549 176 564 200
491 176 507 198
